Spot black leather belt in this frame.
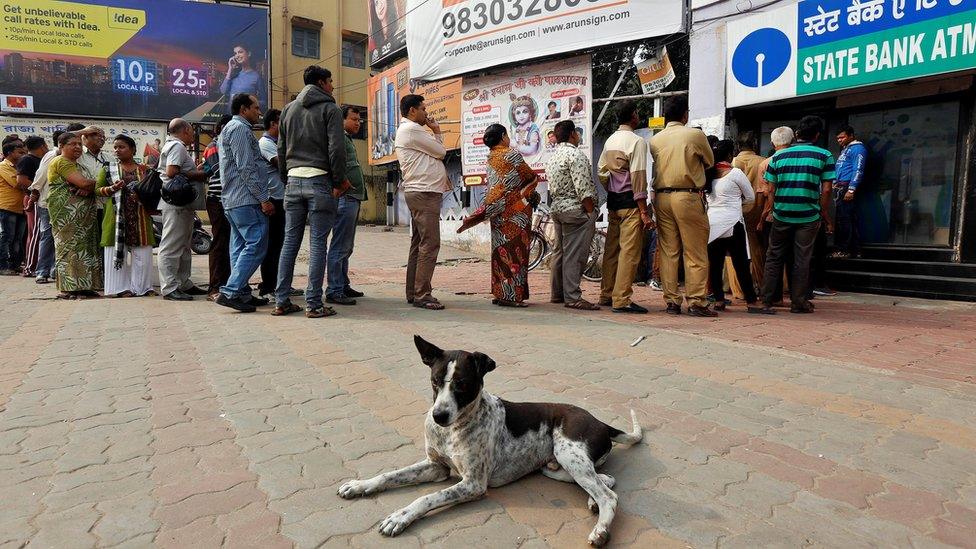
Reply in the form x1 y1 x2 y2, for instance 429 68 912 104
655 188 699 193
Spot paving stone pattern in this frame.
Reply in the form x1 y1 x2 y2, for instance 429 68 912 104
1 227 975 548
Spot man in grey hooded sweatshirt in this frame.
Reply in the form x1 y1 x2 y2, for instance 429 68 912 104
273 65 349 318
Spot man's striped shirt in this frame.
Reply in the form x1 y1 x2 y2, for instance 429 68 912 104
764 143 836 224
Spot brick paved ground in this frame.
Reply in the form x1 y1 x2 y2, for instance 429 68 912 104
1 226 975 548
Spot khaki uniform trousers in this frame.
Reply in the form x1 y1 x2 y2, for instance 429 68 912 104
600 207 642 308
654 192 709 307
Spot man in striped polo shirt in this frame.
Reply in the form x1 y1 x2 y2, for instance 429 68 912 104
751 116 835 315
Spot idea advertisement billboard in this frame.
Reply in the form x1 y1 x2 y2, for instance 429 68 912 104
0 0 268 122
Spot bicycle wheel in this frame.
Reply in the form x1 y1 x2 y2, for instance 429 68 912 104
527 231 548 271
582 229 606 282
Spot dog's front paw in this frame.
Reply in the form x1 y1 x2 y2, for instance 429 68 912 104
378 507 414 537
338 479 372 499
588 526 610 547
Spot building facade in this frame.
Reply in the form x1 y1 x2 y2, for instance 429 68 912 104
268 0 385 222
690 0 976 300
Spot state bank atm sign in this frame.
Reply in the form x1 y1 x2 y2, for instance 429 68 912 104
726 4 799 108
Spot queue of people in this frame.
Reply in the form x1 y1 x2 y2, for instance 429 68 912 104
452 97 850 317
1 72 862 318
0 64 367 316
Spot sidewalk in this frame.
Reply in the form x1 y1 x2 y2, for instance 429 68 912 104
0 227 974 548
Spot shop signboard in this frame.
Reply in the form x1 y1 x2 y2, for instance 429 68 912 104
369 0 408 67
0 115 166 164
636 47 675 94
728 0 976 107
0 0 269 122
405 0 682 81
460 55 591 186
366 58 463 166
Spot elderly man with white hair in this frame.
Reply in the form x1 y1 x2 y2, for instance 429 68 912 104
752 126 794 305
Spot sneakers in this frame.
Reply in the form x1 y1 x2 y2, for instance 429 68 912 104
812 288 837 297
215 294 256 313
650 279 663 291
344 286 364 298
326 294 357 305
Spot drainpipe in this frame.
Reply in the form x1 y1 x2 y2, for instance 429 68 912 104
281 0 289 104
335 0 342 104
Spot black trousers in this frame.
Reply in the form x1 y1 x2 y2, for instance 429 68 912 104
259 197 286 295
810 222 828 292
761 219 820 307
205 197 231 294
833 184 859 254
707 222 757 303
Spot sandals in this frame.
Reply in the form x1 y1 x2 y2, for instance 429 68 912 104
413 298 445 310
565 299 600 311
305 306 337 318
271 302 303 316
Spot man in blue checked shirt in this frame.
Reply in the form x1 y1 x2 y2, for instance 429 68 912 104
215 93 275 313
833 125 867 258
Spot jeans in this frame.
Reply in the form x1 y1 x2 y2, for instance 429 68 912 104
35 206 54 278
327 195 361 297
833 184 859 254
276 176 337 310
761 219 820 307
0 209 26 271
221 204 269 299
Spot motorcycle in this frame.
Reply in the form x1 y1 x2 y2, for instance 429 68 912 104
151 213 213 255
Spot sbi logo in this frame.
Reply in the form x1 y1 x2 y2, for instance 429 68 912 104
732 28 792 88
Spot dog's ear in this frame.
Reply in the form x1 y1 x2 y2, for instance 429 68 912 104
414 335 444 367
472 352 496 377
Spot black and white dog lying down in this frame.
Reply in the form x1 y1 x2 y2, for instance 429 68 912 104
338 336 642 546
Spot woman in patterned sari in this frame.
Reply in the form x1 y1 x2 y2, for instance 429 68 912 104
458 124 539 307
47 132 103 299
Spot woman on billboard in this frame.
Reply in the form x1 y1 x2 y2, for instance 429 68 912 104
369 0 404 63
220 44 266 112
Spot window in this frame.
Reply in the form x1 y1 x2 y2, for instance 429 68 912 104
342 34 366 69
292 26 320 59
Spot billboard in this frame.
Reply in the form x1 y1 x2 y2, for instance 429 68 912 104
460 55 591 186
369 0 407 67
0 116 166 165
367 58 462 166
405 0 682 80
727 0 976 107
0 0 269 122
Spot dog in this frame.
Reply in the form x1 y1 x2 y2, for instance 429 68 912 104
338 335 642 546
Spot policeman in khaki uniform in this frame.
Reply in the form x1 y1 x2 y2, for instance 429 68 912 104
649 96 716 316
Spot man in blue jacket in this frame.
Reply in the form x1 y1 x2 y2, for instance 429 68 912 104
833 125 867 258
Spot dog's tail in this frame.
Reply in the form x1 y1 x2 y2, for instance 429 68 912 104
608 409 642 446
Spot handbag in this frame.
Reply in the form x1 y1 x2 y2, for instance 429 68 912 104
129 168 162 211
160 172 197 207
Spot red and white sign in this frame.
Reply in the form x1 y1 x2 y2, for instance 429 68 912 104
0 94 34 114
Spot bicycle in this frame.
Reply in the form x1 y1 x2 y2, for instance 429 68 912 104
527 206 605 282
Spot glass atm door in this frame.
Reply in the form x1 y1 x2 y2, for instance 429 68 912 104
849 101 960 246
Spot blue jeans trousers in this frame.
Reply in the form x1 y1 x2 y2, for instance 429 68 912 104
0 209 26 271
326 195 361 297
276 176 338 310
35 206 55 278
220 204 269 299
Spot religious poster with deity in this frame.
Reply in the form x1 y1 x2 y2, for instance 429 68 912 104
459 55 592 186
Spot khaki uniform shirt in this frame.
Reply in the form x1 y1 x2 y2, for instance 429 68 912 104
649 121 714 189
